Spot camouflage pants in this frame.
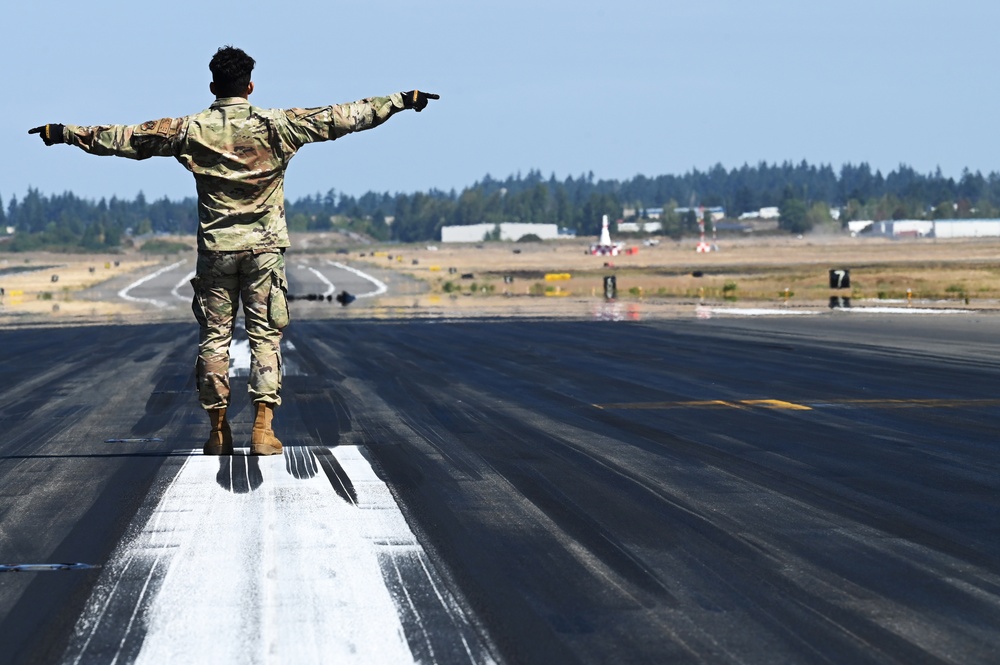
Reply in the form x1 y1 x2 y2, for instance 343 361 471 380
191 250 289 410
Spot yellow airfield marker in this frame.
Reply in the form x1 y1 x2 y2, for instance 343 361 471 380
740 399 812 411
594 398 1000 411
594 399 808 410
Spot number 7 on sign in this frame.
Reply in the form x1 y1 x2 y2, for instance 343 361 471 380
829 269 850 289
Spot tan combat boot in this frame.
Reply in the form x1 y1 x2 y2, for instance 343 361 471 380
203 407 234 455
250 402 283 456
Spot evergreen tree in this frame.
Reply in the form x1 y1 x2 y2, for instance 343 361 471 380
5 160 1000 249
779 199 809 234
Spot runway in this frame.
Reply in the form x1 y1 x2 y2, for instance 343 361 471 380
2 274 1000 663
98 254 404 317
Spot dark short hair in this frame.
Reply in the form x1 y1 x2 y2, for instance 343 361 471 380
209 46 255 97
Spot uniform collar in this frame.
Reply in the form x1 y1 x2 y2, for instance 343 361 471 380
211 97 250 108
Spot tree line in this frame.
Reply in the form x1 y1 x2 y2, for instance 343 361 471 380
4 161 1000 251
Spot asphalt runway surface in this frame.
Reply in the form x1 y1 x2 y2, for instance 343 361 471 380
2 263 1000 663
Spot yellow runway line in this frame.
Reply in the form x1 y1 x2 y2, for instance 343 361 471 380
594 398 1000 411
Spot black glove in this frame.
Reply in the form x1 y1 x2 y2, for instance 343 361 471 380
28 124 66 146
402 90 439 112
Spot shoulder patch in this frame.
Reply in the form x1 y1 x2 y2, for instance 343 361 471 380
137 118 177 137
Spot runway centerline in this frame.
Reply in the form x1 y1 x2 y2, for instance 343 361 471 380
63 446 491 665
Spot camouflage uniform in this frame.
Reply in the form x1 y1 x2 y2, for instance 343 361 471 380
191 250 287 408
63 93 406 408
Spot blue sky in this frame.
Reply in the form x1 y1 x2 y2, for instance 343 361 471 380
4 0 997 202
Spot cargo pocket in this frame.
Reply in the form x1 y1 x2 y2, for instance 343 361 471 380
190 276 208 327
268 271 290 329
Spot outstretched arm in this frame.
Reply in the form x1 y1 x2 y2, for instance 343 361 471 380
282 90 439 146
401 90 440 112
28 124 65 146
28 118 183 160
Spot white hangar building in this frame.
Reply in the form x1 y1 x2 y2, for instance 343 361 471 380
440 223 559 243
932 219 1000 238
863 219 1000 239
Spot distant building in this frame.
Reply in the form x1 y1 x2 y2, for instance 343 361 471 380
862 219 1000 238
867 220 934 237
440 222 559 243
674 206 725 222
933 219 1000 238
624 207 663 220
740 206 781 220
617 221 663 233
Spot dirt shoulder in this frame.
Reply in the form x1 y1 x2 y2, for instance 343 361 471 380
0 251 171 325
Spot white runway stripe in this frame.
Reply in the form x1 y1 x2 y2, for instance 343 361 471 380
325 260 388 298
306 266 336 297
229 339 253 377
228 339 305 378
65 448 431 664
118 260 187 308
171 270 196 302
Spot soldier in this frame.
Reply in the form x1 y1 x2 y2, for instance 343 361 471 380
30 46 438 456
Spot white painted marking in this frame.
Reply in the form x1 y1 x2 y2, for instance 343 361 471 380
171 270 196 302
698 306 972 317
230 339 253 376
229 339 305 378
700 307 819 317
306 266 336 297
67 448 431 664
118 260 187 308
326 260 389 298
838 306 971 315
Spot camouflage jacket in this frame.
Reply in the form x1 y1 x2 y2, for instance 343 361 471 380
64 93 406 251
